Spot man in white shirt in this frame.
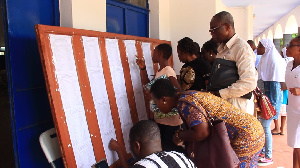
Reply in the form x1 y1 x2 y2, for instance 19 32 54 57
209 11 257 114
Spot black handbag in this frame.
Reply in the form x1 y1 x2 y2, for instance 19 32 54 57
179 92 240 168
207 58 252 99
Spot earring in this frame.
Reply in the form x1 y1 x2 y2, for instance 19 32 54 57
163 102 167 104
210 54 213 57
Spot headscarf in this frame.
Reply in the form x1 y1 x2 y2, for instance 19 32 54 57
257 39 285 82
282 47 294 63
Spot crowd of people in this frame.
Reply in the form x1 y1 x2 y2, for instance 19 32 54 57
108 11 300 168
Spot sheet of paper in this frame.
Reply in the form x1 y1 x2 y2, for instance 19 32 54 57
49 34 96 167
105 39 133 153
82 36 118 165
142 42 154 81
124 40 147 120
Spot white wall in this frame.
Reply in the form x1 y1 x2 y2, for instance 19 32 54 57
228 6 253 41
60 0 106 32
168 0 224 73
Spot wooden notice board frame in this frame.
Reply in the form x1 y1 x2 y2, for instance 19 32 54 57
35 24 173 167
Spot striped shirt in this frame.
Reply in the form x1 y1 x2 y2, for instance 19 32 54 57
132 151 196 168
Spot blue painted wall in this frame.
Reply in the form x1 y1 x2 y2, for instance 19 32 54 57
3 0 59 167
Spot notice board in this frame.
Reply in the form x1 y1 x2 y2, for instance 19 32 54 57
35 24 173 167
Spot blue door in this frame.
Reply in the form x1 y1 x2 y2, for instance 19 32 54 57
107 0 149 37
2 0 59 167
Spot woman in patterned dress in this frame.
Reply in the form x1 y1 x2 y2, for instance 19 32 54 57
150 78 265 168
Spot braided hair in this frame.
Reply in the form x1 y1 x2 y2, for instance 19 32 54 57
150 78 177 99
202 39 218 55
177 37 196 56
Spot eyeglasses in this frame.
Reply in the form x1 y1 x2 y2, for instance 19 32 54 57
209 24 225 33
286 43 300 48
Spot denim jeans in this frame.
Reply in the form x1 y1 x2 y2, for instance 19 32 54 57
259 118 273 158
264 81 282 120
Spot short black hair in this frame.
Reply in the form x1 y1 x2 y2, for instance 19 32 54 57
247 40 255 46
177 37 196 55
214 11 234 28
129 120 160 143
150 78 177 99
202 39 218 55
155 43 172 60
194 42 201 57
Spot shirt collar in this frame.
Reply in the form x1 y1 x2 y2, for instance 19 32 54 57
218 33 238 52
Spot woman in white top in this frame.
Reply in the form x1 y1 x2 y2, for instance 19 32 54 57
285 36 300 168
136 43 185 154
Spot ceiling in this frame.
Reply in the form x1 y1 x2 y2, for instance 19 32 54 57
222 0 300 38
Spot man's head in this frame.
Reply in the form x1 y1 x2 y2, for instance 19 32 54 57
152 43 172 63
129 120 161 160
210 11 235 44
247 40 257 51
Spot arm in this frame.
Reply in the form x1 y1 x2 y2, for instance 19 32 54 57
169 76 182 92
289 87 300 96
173 122 210 146
172 106 210 145
280 82 287 91
136 56 150 85
109 139 129 168
219 47 257 99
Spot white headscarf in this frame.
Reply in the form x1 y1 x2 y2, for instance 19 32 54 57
282 47 294 63
257 39 286 82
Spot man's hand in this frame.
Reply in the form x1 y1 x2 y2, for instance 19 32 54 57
109 139 121 152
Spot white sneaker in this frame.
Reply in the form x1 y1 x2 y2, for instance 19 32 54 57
257 158 273 166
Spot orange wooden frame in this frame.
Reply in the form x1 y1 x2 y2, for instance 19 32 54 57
35 24 172 167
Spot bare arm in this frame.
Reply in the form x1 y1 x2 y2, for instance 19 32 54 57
136 56 150 85
289 87 300 96
280 82 287 90
109 139 129 168
169 76 182 92
173 122 210 146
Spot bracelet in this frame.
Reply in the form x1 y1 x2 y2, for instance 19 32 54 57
140 67 146 70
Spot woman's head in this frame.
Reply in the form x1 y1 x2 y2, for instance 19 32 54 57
150 78 178 113
177 37 196 63
286 36 300 59
201 39 218 64
194 42 201 58
256 42 265 55
257 39 276 56
152 43 172 63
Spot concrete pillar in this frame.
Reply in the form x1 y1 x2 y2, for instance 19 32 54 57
283 34 293 48
298 27 300 36
273 39 281 53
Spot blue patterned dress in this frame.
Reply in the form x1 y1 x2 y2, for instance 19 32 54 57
177 91 265 168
